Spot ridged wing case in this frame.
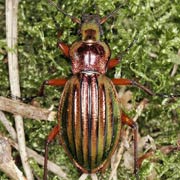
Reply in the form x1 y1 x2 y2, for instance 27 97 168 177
58 73 122 173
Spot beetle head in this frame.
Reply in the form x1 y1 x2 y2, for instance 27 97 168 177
48 0 126 41
80 14 102 42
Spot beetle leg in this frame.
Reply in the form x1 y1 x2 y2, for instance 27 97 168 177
137 150 154 168
107 58 120 69
43 125 60 180
121 112 139 180
38 79 67 97
50 18 70 58
58 41 70 58
111 78 154 96
18 79 67 103
108 38 137 69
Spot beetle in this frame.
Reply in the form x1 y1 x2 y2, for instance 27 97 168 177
38 1 155 180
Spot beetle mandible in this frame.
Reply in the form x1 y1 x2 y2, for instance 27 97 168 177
38 1 154 179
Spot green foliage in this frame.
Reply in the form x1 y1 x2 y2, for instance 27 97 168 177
0 0 180 179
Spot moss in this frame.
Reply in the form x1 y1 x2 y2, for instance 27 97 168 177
0 0 180 179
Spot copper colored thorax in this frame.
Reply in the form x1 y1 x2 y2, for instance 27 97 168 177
69 14 110 74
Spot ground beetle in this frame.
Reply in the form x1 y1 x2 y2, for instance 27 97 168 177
38 1 155 179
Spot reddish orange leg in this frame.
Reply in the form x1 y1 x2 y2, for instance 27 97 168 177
137 150 154 168
14 79 67 103
38 79 66 179
107 58 120 69
121 112 139 180
43 125 60 180
111 78 154 96
38 79 67 97
108 38 137 69
21 79 67 103
58 41 70 58
56 29 70 58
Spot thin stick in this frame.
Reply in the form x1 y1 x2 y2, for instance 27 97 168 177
0 135 26 180
78 174 88 180
0 96 57 121
0 134 68 180
0 112 68 179
10 139 68 180
109 99 148 180
78 173 98 180
0 110 17 140
171 64 179 77
5 1 34 179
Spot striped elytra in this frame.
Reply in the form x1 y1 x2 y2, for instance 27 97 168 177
58 73 122 173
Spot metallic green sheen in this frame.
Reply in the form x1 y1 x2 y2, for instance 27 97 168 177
58 73 122 173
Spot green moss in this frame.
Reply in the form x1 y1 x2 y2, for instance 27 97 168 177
0 0 180 179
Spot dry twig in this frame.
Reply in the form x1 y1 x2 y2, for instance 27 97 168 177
6 0 34 179
109 98 148 180
0 111 67 179
0 135 26 180
0 96 57 121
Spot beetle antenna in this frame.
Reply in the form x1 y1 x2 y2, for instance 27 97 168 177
155 93 180 98
118 34 138 61
100 1 128 24
81 2 87 16
81 2 98 16
48 0 81 24
94 3 100 15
